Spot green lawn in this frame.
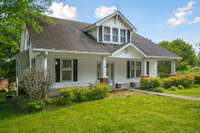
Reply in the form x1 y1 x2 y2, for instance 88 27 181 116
164 87 200 98
1 92 200 133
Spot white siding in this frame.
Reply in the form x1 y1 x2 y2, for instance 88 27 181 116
87 27 97 39
109 58 140 85
46 53 101 88
149 60 158 77
101 17 129 29
111 46 144 59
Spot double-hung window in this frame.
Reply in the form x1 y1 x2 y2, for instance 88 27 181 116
62 60 72 81
104 27 110 41
112 28 118 42
127 61 142 78
120 29 126 43
136 61 142 77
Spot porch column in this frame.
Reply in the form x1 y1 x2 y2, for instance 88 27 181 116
142 60 147 77
100 56 108 83
149 60 158 77
44 51 48 77
171 60 176 75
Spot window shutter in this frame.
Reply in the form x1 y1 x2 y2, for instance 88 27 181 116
73 59 78 81
55 59 60 82
99 26 102 42
146 61 149 75
127 30 130 43
127 61 130 79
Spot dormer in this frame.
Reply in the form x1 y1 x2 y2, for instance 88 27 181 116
83 11 137 44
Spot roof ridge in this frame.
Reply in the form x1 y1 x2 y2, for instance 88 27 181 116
47 16 91 25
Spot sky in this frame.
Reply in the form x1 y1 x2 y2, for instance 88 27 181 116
47 0 200 52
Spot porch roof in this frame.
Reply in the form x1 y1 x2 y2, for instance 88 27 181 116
28 17 181 59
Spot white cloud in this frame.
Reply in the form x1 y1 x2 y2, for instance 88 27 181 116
95 6 117 19
48 2 77 20
168 0 195 28
189 16 200 24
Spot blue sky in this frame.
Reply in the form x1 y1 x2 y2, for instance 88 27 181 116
49 0 200 50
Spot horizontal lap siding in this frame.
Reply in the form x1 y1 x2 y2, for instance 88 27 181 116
47 53 99 88
113 59 140 84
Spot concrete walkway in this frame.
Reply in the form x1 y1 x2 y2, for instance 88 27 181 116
129 88 200 102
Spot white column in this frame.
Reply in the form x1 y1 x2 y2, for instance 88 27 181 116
101 56 107 78
44 51 48 76
142 60 147 76
171 60 176 75
149 60 158 77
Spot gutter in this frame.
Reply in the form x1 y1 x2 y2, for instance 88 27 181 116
32 48 111 55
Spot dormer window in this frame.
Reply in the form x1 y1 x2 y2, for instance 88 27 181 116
120 29 126 43
98 26 130 44
112 28 118 42
104 26 110 41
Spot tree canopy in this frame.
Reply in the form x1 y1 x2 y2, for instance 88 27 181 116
0 0 52 81
159 39 198 71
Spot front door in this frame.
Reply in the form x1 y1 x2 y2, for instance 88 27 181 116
107 63 114 86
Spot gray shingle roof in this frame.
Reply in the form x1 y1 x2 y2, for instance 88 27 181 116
132 33 179 58
28 17 179 58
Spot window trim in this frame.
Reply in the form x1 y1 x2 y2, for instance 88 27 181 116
61 59 73 82
120 29 126 43
103 26 111 42
112 28 119 42
128 61 142 78
101 26 128 44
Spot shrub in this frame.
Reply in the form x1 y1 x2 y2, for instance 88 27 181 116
194 75 200 84
19 68 53 101
162 73 194 89
140 77 160 91
178 85 184 89
154 87 164 93
57 83 109 105
13 96 45 112
169 86 177 91
26 100 45 112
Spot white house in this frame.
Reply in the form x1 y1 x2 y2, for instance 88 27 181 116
15 11 181 89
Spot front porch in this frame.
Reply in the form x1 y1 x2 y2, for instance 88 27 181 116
31 50 177 89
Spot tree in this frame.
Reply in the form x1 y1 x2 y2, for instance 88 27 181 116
159 39 198 71
0 0 52 83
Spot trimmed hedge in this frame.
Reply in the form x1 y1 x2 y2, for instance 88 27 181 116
57 83 109 105
140 77 160 91
162 73 194 89
140 73 200 91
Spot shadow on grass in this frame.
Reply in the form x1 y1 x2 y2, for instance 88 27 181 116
0 92 30 121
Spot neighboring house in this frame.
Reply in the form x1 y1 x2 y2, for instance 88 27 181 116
15 11 181 89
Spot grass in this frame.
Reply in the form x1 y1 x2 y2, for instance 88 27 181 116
1 92 200 133
164 87 200 98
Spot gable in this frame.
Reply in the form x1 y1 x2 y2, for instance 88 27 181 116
100 16 130 30
83 11 136 32
111 45 144 59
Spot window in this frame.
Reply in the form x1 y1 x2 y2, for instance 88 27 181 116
112 28 118 42
127 61 142 78
136 62 141 77
120 29 126 43
104 27 110 41
62 60 72 81
130 61 135 78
